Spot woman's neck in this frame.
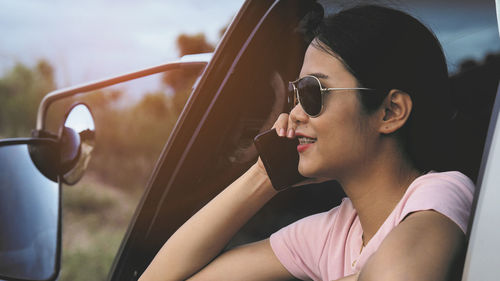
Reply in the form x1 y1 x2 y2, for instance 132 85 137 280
339 145 421 245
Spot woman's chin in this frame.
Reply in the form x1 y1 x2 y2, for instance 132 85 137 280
299 161 336 180
298 163 317 178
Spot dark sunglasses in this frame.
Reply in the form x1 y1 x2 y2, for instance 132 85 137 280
288 75 374 117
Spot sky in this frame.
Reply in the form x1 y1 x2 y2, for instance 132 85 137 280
0 0 245 88
0 0 499 92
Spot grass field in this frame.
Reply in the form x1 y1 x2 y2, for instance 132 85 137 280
59 174 142 281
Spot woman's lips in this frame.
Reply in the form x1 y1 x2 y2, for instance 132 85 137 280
297 143 313 153
296 133 316 153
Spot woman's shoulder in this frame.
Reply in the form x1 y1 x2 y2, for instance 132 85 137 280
398 170 475 233
417 170 473 182
410 170 475 194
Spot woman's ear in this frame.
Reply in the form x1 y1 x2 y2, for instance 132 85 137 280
378 89 412 134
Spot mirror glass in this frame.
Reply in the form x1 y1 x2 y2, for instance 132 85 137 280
60 104 96 185
0 143 59 281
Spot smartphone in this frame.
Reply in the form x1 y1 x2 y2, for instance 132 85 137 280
253 128 308 190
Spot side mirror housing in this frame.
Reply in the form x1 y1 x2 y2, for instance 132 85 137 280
30 103 95 185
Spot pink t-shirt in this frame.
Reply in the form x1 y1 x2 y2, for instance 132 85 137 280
270 171 475 281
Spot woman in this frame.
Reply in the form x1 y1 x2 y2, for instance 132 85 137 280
140 4 474 281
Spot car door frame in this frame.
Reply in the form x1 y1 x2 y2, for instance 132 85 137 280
461 2 500 279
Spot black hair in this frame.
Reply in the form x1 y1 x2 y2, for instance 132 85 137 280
301 3 454 172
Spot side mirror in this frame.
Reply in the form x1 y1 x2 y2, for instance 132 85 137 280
0 103 95 281
30 103 95 184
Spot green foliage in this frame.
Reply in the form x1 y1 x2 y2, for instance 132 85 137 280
87 91 178 190
62 183 117 214
0 60 55 137
162 32 213 118
61 237 118 281
162 69 204 116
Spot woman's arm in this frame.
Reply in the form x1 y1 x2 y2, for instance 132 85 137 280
187 239 293 281
140 114 298 281
358 210 466 281
139 164 294 281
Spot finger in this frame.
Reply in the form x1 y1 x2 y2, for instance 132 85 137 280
286 113 297 138
272 113 289 137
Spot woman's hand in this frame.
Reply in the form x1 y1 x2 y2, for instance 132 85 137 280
259 113 329 189
273 113 295 138
254 113 294 175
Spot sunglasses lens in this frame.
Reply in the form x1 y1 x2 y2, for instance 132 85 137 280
297 76 322 116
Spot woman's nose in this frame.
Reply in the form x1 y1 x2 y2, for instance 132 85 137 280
290 103 309 125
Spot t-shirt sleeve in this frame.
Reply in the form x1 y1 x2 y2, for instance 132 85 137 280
399 171 475 233
269 207 340 280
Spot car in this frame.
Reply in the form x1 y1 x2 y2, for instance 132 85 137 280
0 0 498 280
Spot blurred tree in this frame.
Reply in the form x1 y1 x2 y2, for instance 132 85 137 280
162 33 213 116
135 92 169 119
219 24 229 39
0 60 56 137
176 33 214 56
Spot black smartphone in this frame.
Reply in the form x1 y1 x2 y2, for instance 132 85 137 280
253 128 308 190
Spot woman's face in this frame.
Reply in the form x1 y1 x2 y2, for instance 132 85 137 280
292 44 380 180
